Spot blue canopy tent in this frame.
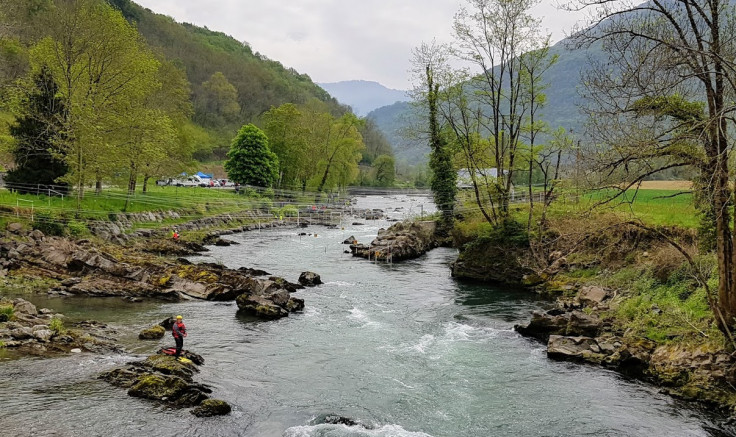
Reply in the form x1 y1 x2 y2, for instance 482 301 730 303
196 172 213 179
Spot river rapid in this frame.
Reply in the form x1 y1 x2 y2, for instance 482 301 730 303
1 195 734 436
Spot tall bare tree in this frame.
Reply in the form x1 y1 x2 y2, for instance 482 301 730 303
570 0 736 334
448 0 552 225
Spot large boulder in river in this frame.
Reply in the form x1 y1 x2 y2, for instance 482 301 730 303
139 325 165 340
269 276 304 293
128 373 191 401
103 352 211 408
298 271 322 287
236 294 289 319
547 335 607 363
515 310 602 341
191 399 232 417
352 220 437 262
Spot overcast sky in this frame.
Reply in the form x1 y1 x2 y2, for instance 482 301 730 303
135 0 586 90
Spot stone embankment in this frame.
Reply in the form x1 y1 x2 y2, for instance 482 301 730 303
90 204 387 244
349 220 437 262
515 285 736 408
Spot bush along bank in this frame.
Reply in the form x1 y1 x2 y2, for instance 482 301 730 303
453 217 736 413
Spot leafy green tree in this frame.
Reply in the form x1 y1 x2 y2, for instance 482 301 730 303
372 154 396 187
314 112 364 193
29 0 160 211
225 123 278 187
197 71 240 127
359 118 394 165
262 103 306 187
264 101 365 192
5 66 68 193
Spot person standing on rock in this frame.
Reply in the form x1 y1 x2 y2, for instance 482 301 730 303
172 315 187 357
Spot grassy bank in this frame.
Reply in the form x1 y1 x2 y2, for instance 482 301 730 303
0 184 329 238
454 187 720 348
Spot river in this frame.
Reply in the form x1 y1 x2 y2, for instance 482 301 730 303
0 195 733 436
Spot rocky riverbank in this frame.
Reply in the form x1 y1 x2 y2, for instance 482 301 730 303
514 285 736 410
448 217 736 413
0 215 326 417
0 296 118 357
349 220 437 262
0 222 314 314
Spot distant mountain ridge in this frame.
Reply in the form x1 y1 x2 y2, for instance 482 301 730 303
318 80 409 116
368 37 604 166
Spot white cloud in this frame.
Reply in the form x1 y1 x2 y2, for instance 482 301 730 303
134 0 584 90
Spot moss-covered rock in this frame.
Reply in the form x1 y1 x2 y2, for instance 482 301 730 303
286 297 305 313
236 293 288 319
138 325 165 340
128 373 189 401
142 354 197 379
99 368 145 388
191 399 232 417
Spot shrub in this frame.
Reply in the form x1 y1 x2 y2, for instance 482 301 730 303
49 317 65 334
0 305 14 320
32 212 65 236
279 205 299 217
66 220 88 237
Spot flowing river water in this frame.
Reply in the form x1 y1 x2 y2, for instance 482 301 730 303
1 195 734 436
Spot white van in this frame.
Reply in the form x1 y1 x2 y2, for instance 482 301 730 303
174 175 202 187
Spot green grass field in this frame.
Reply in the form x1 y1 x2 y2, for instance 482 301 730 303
0 185 284 234
576 189 698 228
457 186 699 232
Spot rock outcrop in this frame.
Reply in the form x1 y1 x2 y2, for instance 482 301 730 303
451 238 533 284
138 325 165 340
0 231 312 320
0 297 118 356
100 349 230 415
515 285 736 408
350 220 437 262
298 271 322 287
514 310 603 341
191 399 232 417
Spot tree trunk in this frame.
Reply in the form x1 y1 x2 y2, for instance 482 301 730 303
142 175 150 193
124 162 136 212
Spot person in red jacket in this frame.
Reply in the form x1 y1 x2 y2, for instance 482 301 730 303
172 315 187 357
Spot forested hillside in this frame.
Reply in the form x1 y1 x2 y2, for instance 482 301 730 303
367 101 425 165
0 0 399 196
106 0 346 159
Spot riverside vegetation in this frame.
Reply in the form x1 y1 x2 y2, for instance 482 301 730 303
445 190 736 412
